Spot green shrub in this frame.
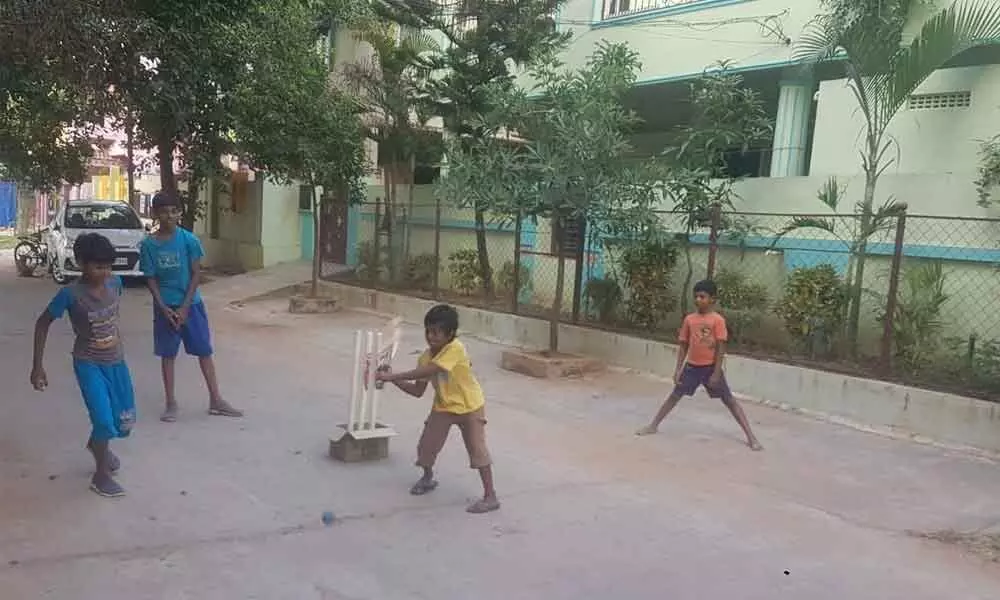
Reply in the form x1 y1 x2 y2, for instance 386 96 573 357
714 268 769 311
405 253 439 291
448 249 486 295
775 264 847 354
496 260 532 299
621 237 679 329
883 261 949 372
584 276 623 324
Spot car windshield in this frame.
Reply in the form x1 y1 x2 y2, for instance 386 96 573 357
64 204 142 230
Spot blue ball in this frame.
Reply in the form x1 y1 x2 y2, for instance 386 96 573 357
321 511 335 526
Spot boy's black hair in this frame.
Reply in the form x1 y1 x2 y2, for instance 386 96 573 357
151 191 180 210
693 279 718 298
73 233 116 265
424 304 459 337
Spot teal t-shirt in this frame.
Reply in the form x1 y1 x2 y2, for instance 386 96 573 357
139 228 204 307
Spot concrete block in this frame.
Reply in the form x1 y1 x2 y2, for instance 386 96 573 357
288 294 339 314
500 349 605 379
329 428 391 463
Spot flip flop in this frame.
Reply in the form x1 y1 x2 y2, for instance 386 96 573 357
90 478 126 498
466 498 501 514
208 404 244 418
160 406 178 423
409 479 439 496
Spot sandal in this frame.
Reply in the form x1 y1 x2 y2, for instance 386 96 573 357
409 479 439 496
466 497 501 514
160 405 178 423
208 403 243 418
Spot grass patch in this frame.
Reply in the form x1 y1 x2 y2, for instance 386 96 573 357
0 235 17 250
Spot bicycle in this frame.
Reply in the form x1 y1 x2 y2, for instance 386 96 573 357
13 229 49 277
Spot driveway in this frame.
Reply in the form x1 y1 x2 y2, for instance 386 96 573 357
1 258 998 599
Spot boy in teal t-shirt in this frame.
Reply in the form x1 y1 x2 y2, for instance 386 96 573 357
140 191 242 423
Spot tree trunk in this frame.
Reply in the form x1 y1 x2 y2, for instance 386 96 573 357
571 217 586 322
404 155 416 265
157 137 178 196
474 204 494 299
680 234 694 315
387 162 399 284
383 165 395 285
311 184 321 298
126 117 137 211
847 172 877 355
550 241 566 353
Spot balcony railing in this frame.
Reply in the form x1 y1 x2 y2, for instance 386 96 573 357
602 0 710 20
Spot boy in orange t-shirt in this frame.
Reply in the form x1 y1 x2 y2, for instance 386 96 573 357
636 279 762 450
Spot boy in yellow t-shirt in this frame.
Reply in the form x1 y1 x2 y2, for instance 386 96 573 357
375 304 499 514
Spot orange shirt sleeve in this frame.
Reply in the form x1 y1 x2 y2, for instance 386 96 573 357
678 316 691 343
713 314 729 342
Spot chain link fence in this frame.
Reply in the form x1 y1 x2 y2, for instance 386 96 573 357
328 200 1000 399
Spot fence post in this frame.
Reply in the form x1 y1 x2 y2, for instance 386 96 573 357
880 204 908 372
706 203 722 280
512 212 522 314
372 197 382 287
433 195 442 300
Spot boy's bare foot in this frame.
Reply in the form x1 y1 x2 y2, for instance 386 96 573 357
749 440 764 451
208 401 243 418
90 474 126 498
466 496 500 514
635 425 658 436
160 404 178 423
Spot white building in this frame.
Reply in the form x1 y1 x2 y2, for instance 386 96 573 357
555 0 1000 217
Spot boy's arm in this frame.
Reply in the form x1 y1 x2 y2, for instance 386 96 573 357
177 232 205 320
392 379 429 398
30 311 55 390
675 317 690 373
140 242 172 315
178 258 201 313
379 362 442 383
712 341 727 378
711 315 729 379
675 342 689 373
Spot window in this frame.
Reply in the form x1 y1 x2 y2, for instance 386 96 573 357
907 91 971 110
299 185 313 211
64 204 142 230
551 217 586 257
604 0 707 19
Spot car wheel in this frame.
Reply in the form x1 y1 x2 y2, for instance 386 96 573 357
51 261 73 285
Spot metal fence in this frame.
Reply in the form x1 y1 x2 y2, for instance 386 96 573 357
330 200 1000 399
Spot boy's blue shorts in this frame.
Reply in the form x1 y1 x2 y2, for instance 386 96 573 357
73 359 137 442
153 301 214 358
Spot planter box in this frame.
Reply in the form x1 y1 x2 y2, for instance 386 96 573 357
289 294 339 314
500 349 605 379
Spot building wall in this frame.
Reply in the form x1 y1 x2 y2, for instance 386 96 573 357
195 178 264 271
811 65 1000 177
558 0 818 84
260 180 304 266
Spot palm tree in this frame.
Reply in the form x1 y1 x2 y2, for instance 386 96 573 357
795 0 1000 353
341 23 439 284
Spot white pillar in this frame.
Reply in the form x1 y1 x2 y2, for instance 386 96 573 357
769 76 815 177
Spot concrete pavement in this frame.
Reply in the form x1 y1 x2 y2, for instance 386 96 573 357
1 259 999 599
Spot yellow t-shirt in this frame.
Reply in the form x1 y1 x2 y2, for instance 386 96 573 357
417 339 485 414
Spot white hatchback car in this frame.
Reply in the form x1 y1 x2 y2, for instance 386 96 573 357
45 200 149 284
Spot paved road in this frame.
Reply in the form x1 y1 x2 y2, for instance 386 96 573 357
1 257 999 599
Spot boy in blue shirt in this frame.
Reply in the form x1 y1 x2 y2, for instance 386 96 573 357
140 191 242 423
31 233 136 497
